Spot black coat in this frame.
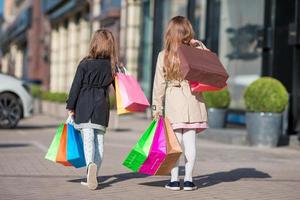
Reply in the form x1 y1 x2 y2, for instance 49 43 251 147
66 58 114 127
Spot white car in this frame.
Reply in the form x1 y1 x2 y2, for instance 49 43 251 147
0 73 33 128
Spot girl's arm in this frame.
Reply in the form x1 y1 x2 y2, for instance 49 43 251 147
152 52 166 118
66 63 84 111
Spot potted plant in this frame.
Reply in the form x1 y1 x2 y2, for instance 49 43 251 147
244 77 288 147
203 88 231 128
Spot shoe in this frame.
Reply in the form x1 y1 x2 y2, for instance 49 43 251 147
80 181 88 186
165 181 180 191
87 162 98 190
183 181 197 191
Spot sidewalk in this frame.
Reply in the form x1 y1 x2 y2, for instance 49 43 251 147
0 113 299 200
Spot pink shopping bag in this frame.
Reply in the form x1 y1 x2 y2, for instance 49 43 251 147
116 73 150 112
138 117 167 175
115 77 131 115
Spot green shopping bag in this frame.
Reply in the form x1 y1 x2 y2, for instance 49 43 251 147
45 123 64 162
123 119 158 172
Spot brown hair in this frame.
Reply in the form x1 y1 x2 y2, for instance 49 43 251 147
163 16 194 81
85 29 118 74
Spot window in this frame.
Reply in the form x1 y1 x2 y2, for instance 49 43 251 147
101 0 121 12
194 0 207 40
162 0 188 32
218 0 265 108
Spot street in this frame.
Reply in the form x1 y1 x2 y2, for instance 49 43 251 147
0 113 299 200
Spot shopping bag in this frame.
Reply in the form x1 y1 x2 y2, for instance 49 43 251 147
66 123 86 168
155 117 182 175
178 44 228 88
56 124 72 166
138 117 167 175
189 81 227 92
45 123 64 162
115 77 131 115
116 73 150 112
123 119 158 172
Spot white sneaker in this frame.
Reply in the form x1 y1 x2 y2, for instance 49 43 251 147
87 163 98 190
183 181 197 191
81 181 88 186
165 181 180 191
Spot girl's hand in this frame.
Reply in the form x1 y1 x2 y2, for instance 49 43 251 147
153 112 161 120
68 110 75 116
189 39 200 46
189 39 210 51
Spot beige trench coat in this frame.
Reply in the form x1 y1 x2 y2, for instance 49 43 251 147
152 50 208 124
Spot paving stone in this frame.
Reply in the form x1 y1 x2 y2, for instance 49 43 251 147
0 114 299 200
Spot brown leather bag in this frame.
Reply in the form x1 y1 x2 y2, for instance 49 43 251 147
177 44 229 88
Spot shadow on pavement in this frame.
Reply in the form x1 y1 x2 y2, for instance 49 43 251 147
68 172 148 190
0 143 31 148
113 128 132 132
139 168 271 188
12 125 59 130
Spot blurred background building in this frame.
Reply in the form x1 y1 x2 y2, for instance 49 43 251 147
1 0 50 88
0 0 299 135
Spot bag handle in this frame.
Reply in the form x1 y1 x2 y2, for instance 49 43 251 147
192 40 205 49
199 42 205 49
115 64 128 75
195 41 211 51
66 115 74 124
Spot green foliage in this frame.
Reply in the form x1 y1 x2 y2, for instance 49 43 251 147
39 85 116 107
244 77 288 113
109 93 116 109
203 88 231 109
42 91 68 103
40 89 116 108
30 85 43 98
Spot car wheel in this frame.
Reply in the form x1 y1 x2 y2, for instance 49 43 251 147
0 93 22 128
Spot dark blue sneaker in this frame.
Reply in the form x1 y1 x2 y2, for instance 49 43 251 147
165 181 180 191
183 181 197 191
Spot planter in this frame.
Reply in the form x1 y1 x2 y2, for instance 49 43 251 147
246 112 282 147
33 98 42 114
208 108 227 128
41 101 68 119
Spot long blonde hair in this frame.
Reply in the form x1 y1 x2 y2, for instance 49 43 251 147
163 16 194 81
86 29 118 74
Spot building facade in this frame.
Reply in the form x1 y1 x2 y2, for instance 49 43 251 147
42 0 91 92
42 0 140 93
0 13 4 71
1 0 50 89
0 0 140 92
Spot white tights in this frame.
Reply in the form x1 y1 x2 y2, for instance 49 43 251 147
81 128 104 175
171 129 196 182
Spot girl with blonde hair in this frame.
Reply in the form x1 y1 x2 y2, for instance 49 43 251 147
152 16 209 191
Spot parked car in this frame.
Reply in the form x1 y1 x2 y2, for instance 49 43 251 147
0 73 33 128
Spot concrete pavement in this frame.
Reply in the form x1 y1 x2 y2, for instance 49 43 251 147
0 113 299 200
